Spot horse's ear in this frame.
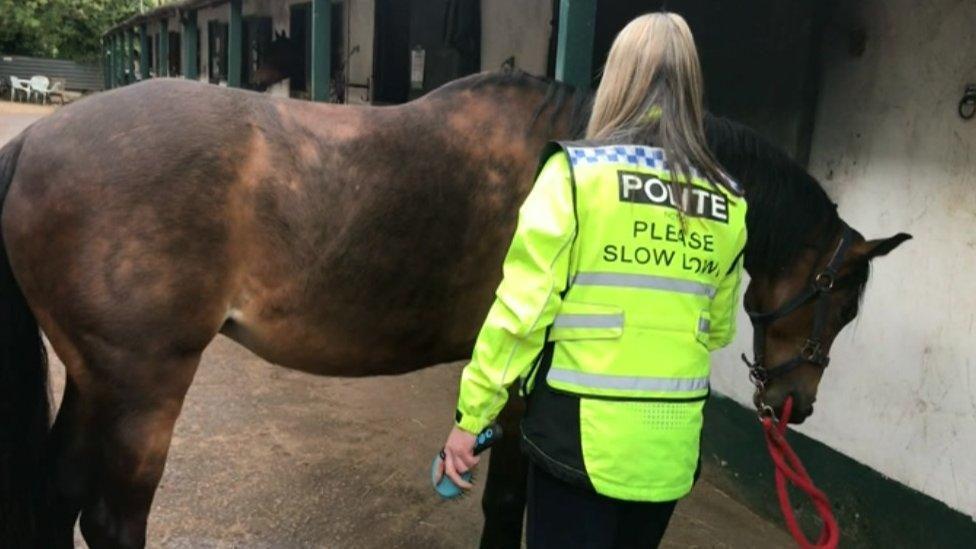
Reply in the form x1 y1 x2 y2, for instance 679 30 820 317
857 232 912 260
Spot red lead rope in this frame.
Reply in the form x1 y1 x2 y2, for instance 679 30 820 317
760 397 840 549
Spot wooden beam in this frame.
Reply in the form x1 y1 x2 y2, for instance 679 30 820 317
227 0 242 87
554 0 597 90
159 19 170 77
140 24 151 80
182 11 199 81
310 0 331 102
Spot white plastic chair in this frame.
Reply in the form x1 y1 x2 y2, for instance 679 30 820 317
48 79 66 105
9 76 31 101
29 76 51 103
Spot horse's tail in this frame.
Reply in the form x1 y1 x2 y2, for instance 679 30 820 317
0 132 49 546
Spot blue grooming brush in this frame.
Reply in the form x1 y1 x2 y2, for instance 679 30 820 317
431 423 503 499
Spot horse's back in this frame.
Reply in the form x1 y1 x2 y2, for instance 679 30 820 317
2 76 547 375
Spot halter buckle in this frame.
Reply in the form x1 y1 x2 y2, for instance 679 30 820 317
814 272 835 291
742 353 767 389
800 339 822 361
749 369 766 391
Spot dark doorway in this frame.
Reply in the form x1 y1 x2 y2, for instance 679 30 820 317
289 2 310 98
408 0 480 99
373 0 481 104
208 21 229 83
242 16 273 89
153 33 161 75
195 28 202 78
146 35 155 77
168 31 181 76
546 0 560 78
372 0 410 104
331 1 345 102
589 0 825 163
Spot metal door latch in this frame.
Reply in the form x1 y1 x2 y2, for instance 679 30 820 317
959 84 976 120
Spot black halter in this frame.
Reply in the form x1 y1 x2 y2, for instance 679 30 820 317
742 224 856 390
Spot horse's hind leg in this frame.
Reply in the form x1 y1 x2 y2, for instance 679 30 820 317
43 377 101 548
480 389 529 548
75 350 202 549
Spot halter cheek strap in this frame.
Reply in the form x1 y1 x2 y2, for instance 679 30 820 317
743 225 856 387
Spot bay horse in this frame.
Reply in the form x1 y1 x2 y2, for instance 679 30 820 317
252 31 306 93
0 70 908 548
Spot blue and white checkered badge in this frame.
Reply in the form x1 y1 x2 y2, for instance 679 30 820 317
566 145 667 171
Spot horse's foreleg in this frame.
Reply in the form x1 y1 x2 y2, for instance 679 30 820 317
479 388 529 549
77 351 201 549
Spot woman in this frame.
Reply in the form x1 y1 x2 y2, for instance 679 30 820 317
439 13 747 548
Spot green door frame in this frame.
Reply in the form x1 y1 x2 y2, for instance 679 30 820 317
140 24 151 80
554 0 597 90
159 19 170 77
227 0 242 87
183 11 199 80
310 0 331 102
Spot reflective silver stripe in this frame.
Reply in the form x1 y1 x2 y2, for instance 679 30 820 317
548 368 710 392
552 314 623 329
698 317 710 333
573 272 716 298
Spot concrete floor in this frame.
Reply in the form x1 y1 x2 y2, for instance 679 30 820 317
2 101 793 548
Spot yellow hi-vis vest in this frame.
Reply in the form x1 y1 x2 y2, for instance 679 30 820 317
455 141 747 502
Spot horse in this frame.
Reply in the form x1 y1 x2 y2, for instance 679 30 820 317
0 70 908 548
252 30 305 93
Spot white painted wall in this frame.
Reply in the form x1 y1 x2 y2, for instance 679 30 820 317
711 0 976 519
481 0 552 74
345 0 374 104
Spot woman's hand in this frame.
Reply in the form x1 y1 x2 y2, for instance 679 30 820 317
437 425 480 490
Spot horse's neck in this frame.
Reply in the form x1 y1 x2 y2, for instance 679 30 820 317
705 127 838 278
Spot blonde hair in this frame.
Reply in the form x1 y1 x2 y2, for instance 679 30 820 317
586 13 729 193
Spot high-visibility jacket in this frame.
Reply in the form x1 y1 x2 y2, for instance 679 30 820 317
455 141 747 501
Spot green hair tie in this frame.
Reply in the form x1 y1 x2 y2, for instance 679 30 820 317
642 105 663 123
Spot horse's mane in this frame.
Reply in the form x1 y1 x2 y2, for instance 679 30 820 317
439 71 860 287
702 115 843 275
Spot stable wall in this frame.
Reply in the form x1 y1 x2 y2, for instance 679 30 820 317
480 0 552 74
710 0 976 522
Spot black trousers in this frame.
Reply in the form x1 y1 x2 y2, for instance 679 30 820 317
526 464 677 549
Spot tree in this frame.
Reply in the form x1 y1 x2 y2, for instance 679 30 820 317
0 0 145 62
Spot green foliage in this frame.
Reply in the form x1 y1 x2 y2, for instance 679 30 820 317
0 0 143 62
